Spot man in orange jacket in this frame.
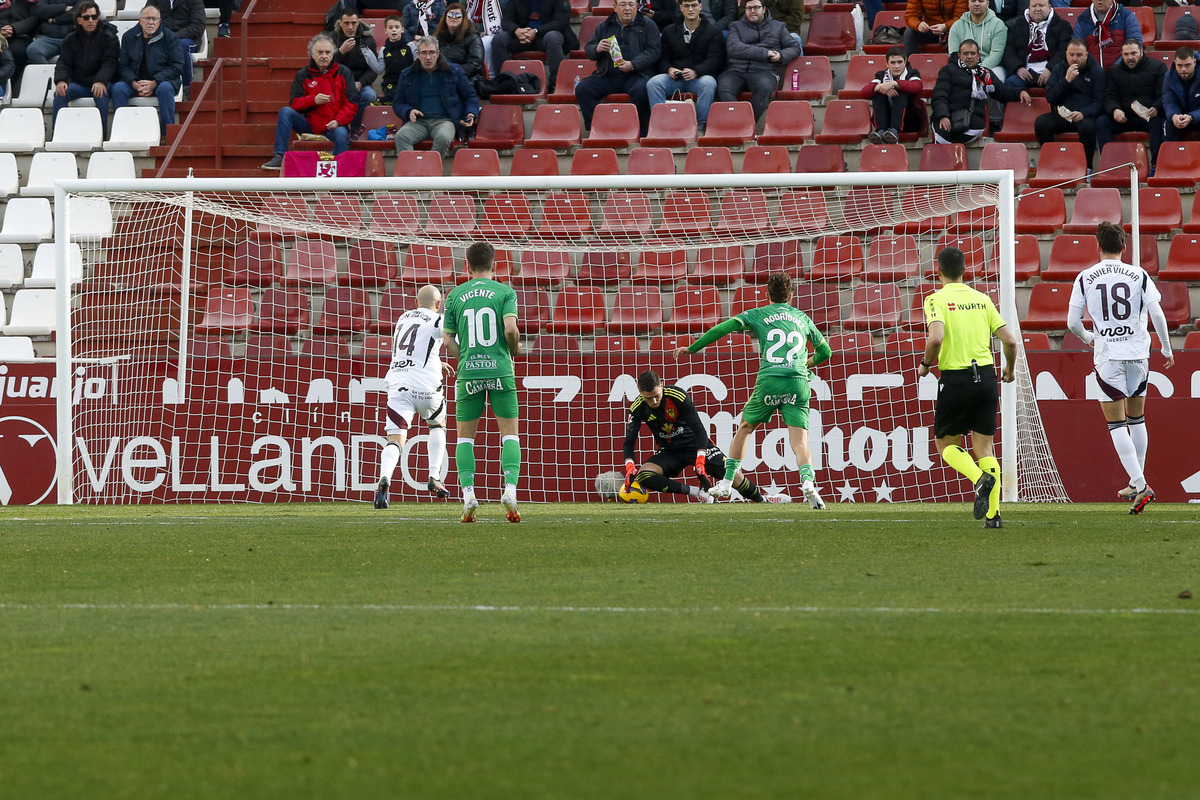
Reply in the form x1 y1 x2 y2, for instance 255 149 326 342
904 0 967 58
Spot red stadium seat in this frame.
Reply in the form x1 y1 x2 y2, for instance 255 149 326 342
838 54 888 99
804 11 856 55
360 334 393 359
608 286 664 334
995 97 1050 143
525 104 583 150
197 287 253 333
422 192 477 239
510 148 560 176
547 59 596 103
730 283 769 316
993 234 1042 282
594 335 642 352
826 332 875 352
284 239 338 284
636 249 688 284
793 143 845 172
254 194 309 240
864 11 906 53
665 286 723 333
254 287 309 335
189 336 234 358
451 148 501 177
1021 332 1052 350
1042 235 1100 281
892 185 950 235
468 105 525 150
1015 189 1066 233
312 194 364 230
1184 192 1200 233
779 56 833 100
625 146 677 174
1158 6 1199 50
229 240 281 287
353 105 402 151
640 101 698 148
244 334 293 360
577 250 632 284
393 151 443 178
843 283 905 330
796 282 843 331
814 99 871 144
570 147 620 175
746 239 804 282
691 245 745 285
1092 142 1148 188
742 145 793 173
545 285 607 334
536 192 592 242
372 286 411 333
698 102 756 148
979 142 1030 185
515 250 574 287
1022 282 1074 330
918 142 968 171
584 103 641 149
757 101 816 146
401 244 455 284
953 204 998 232
859 143 909 172
885 329 926 352
931 234 986 280
1132 187 1182 234
1131 5 1157 48
299 336 352 360
1147 142 1200 188
1053 6 1082 26
1062 187 1123 233
682 146 734 174
842 186 896 233
369 193 422 237
314 286 370 335
1158 281 1192 328
490 60 546 104
864 234 920 281
810 235 864 282
477 192 534 242
715 189 771 237
598 191 654 239
1162 235 1200 281
531 335 581 351
1030 142 1088 189
902 282 936 329
1124 234 1159 276
776 189 829 234
907 53 947 98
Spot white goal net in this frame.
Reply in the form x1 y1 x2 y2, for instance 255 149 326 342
52 173 1068 505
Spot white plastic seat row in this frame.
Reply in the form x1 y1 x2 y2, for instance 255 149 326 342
0 196 113 243
0 335 36 360
26 243 84 288
0 243 24 288
0 106 160 155
10 63 54 109
2 289 56 336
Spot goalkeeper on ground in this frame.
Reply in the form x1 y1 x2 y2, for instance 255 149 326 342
674 272 831 509
623 370 775 503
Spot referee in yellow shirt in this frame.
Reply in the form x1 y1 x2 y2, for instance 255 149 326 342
918 247 1017 528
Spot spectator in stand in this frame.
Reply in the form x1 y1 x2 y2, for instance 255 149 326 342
262 32 359 169
862 46 924 143
1002 0 1072 92
949 0 1008 79
576 0 661 137
146 0 205 101
1035 38 1104 168
1072 0 1140 71
1096 38 1165 168
26 1 76 65
325 0 406 30
0 33 15 98
406 0 447 44
435 3 484 92
646 0 724 133
903 0 967 59
1163 46 1200 141
932 38 1030 144
112 4 186 135
699 0 737 32
52 2 118 135
761 0 804 53
716 0 800 121
0 0 37 74
379 13 413 102
490 0 576 89
331 8 380 131
215 0 240 39
392 35 479 156
993 0 1026 24
641 0 679 35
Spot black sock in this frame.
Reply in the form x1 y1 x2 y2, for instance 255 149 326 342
735 476 764 503
638 472 691 495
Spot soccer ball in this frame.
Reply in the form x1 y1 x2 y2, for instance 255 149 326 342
618 480 649 504
595 470 624 502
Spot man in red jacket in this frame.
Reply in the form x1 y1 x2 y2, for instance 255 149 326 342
262 32 360 170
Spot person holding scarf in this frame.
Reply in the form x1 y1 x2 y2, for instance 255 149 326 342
932 37 1029 144
1072 0 1140 70
405 0 446 44
1002 0 1072 91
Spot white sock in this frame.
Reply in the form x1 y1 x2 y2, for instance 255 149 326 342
1127 414 1148 473
504 483 517 497
427 426 446 481
686 485 700 497
379 442 401 483
1108 422 1145 490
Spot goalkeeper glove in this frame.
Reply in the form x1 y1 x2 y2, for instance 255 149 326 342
623 460 638 492
694 453 712 490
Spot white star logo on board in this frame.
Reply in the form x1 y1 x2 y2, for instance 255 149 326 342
837 482 858 502
873 482 896 503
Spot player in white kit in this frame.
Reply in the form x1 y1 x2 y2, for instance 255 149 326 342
1067 222 1175 514
375 284 455 509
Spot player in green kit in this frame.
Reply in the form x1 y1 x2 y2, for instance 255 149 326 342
442 242 522 523
674 272 832 509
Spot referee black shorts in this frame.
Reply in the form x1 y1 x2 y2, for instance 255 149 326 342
648 443 725 478
934 367 999 438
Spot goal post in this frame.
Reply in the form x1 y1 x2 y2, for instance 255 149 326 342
53 170 1067 505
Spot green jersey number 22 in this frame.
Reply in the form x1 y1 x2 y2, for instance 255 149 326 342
462 306 499 348
763 329 804 365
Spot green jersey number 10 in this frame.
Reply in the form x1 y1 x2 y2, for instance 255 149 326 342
462 306 499 348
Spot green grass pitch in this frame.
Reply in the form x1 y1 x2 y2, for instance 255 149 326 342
2 501 1199 799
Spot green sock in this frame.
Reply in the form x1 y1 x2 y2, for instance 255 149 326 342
456 440 475 489
501 436 521 487
978 456 1001 518
799 464 815 484
941 445 983 484
723 458 740 481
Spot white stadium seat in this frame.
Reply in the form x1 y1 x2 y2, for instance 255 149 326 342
0 335 36 360
105 106 161 151
87 150 137 180
118 0 147 19
3 289 57 336
0 243 25 289
68 196 113 240
46 107 104 152
26 242 84 288
0 198 54 243
0 108 48 152
112 19 138 37
22 152 79 197
192 28 209 64
0 152 19 197
96 0 118 17
10 63 54 109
